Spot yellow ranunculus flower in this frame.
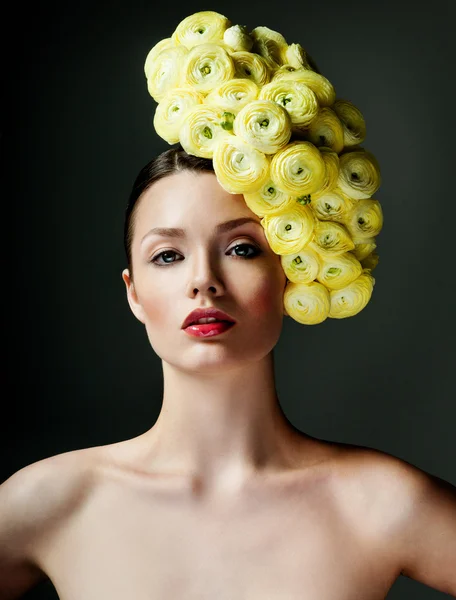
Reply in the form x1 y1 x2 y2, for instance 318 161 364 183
154 87 205 144
223 24 253 52
351 237 377 261
337 148 382 199
284 43 313 70
146 46 189 102
212 136 270 194
270 141 326 197
243 181 295 217
233 100 292 154
309 220 355 256
182 43 235 94
360 251 379 271
231 51 271 87
204 78 259 116
311 190 354 223
172 11 231 49
312 148 340 200
316 252 363 290
259 80 319 129
343 198 384 239
144 38 176 79
333 98 366 147
305 107 344 153
179 105 230 158
250 26 288 69
283 280 330 324
329 269 375 318
261 203 316 255
272 67 336 107
143 11 383 324
280 245 321 283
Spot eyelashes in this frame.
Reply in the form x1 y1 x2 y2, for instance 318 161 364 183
150 243 262 266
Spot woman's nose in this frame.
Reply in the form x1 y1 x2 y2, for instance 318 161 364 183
185 250 224 298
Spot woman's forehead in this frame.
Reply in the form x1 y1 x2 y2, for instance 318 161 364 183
133 171 260 242
138 172 259 227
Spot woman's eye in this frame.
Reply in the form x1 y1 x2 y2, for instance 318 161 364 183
228 243 262 258
150 243 261 266
150 250 182 265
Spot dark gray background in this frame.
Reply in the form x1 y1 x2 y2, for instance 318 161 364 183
3 0 455 598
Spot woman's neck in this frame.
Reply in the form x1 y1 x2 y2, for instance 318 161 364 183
132 351 306 496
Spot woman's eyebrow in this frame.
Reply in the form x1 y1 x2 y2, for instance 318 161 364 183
140 217 261 245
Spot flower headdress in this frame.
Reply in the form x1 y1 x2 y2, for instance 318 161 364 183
144 11 384 325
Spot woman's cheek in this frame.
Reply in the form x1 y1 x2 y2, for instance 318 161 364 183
137 283 168 326
246 274 283 322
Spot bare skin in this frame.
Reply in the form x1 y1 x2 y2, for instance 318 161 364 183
24 436 407 600
1 169 455 598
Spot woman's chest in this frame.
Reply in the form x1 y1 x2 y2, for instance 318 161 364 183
37 474 398 600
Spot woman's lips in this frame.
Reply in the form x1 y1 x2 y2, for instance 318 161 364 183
183 321 236 338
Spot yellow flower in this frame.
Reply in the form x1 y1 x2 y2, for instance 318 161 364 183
311 190 354 223
212 136 270 194
144 38 176 79
146 46 188 102
280 246 321 283
250 25 288 70
243 181 295 217
272 67 336 106
259 79 319 128
223 24 253 51
261 203 316 255
309 220 355 256
233 100 292 154
329 269 375 318
312 148 340 200
182 43 235 94
316 252 363 290
172 11 231 49
232 51 271 87
154 87 204 144
270 141 326 196
204 78 259 115
283 280 330 325
333 99 366 147
305 107 344 153
360 251 379 272
337 148 382 199
179 105 230 158
351 237 377 261
343 198 384 239
284 43 313 70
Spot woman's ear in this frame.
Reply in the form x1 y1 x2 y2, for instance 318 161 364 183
122 269 146 324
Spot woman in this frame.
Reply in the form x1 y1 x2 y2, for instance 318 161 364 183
0 144 455 599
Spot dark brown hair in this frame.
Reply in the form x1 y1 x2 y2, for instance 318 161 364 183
123 144 215 282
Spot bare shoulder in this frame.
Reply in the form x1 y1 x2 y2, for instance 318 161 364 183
0 447 97 561
324 441 456 590
326 442 451 527
0 447 99 597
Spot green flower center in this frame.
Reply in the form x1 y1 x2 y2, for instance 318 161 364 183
221 112 235 131
202 126 213 139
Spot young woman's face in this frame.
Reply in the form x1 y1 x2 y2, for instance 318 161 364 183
122 170 287 371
